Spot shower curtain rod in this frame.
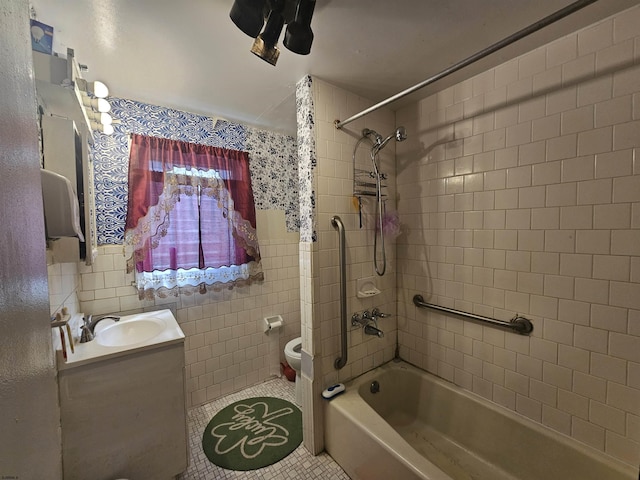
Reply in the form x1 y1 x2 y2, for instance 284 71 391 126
334 0 598 130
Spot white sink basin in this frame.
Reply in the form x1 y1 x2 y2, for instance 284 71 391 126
59 309 185 370
96 318 165 347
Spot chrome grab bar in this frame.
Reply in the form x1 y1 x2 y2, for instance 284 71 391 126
332 216 348 369
413 295 533 335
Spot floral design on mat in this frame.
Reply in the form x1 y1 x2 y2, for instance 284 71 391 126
202 396 302 471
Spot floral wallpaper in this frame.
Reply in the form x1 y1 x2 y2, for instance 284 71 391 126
295 75 317 243
91 98 298 244
245 126 299 232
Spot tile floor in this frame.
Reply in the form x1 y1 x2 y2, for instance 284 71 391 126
178 376 350 479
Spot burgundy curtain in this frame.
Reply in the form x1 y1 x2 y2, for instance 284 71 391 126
124 134 262 297
127 135 255 232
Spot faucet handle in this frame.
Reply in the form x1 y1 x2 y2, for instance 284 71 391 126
362 310 373 320
79 323 94 343
372 307 391 319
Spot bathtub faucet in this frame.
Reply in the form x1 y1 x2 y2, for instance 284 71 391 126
352 311 384 338
364 323 384 338
352 310 379 325
352 312 367 327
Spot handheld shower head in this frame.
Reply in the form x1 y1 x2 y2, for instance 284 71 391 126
355 126 407 277
362 128 383 144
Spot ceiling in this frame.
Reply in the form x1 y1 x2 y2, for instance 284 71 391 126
29 0 638 135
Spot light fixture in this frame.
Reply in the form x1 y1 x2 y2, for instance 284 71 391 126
74 73 114 135
230 0 316 66
250 8 285 66
230 0 267 37
89 80 109 98
87 110 113 126
90 120 114 135
76 78 110 99
81 95 111 113
284 0 315 55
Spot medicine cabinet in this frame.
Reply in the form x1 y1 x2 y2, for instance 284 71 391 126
33 48 97 265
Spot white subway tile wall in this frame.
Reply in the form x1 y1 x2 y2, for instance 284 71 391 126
310 78 398 396
47 252 80 317
397 5 640 466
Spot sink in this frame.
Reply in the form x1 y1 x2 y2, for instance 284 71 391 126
59 309 185 369
96 318 165 347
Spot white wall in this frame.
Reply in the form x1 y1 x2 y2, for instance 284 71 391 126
0 0 62 477
397 5 640 466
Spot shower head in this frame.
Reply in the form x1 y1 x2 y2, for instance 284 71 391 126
395 126 407 142
372 126 407 153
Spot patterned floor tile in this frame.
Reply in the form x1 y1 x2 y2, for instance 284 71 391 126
178 377 350 480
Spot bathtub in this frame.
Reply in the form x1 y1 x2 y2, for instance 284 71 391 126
324 361 636 480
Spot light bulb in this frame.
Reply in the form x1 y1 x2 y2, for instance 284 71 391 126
99 112 113 125
96 98 110 113
87 110 113 126
90 120 114 135
91 81 109 98
82 95 111 113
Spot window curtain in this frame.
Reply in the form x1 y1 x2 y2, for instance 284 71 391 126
124 134 263 299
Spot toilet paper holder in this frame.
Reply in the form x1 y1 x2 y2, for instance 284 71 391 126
263 315 284 333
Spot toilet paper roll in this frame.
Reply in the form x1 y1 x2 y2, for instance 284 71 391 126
263 315 284 333
263 315 283 378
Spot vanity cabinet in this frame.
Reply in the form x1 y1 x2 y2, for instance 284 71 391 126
58 342 188 480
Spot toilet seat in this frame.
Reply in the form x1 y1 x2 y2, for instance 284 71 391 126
285 337 302 357
284 337 303 405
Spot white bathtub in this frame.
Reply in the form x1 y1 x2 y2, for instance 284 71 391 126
325 361 636 480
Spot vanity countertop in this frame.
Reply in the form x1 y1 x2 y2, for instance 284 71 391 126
57 309 184 370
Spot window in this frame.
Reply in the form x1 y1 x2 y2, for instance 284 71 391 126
124 134 262 299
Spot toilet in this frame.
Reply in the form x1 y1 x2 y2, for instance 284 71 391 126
284 336 302 405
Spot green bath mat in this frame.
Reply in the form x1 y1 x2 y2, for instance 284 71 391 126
202 396 302 471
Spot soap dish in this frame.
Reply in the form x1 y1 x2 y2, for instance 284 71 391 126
356 277 381 298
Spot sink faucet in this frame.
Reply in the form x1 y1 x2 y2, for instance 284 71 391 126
79 314 121 343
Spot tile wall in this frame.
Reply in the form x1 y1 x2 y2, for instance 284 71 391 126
49 209 300 408
47 250 80 317
312 78 398 385
295 75 322 453
396 5 640 466
300 78 399 451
